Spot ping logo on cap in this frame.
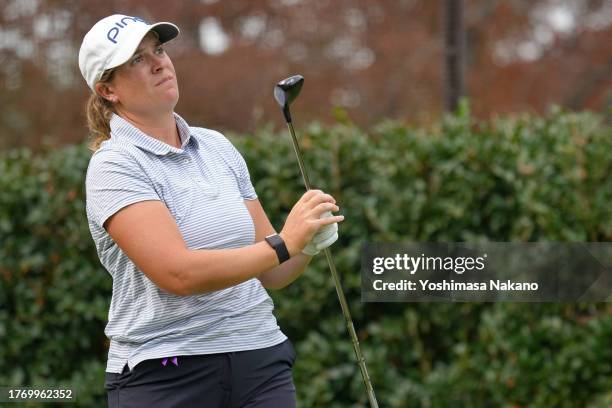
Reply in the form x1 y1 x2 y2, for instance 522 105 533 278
107 16 148 44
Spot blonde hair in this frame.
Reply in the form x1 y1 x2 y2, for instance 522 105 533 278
85 68 116 152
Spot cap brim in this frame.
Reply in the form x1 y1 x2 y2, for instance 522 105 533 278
105 21 180 71
150 22 179 44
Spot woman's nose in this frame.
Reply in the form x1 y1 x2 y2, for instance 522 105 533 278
151 56 164 72
149 52 166 70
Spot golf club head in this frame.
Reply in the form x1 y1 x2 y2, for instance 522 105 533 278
274 75 304 123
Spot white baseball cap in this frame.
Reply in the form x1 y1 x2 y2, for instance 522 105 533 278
78 14 179 91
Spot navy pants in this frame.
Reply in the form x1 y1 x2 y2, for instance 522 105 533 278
104 339 296 408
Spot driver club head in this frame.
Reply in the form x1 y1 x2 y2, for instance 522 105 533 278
274 75 304 123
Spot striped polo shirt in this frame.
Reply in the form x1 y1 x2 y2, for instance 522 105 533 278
85 112 287 374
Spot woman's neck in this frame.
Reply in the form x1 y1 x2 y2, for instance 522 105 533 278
118 110 181 148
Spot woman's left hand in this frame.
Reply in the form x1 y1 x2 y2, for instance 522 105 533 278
302 211 338 256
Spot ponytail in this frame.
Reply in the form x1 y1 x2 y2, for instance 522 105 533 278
85 69 116 152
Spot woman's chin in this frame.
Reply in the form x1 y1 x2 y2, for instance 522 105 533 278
160 90 180 109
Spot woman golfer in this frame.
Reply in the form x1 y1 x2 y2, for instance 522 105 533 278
79 14 342 408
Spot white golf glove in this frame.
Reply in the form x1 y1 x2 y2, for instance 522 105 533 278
302 211 339 256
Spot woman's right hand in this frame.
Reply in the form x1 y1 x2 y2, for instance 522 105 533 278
280 189 344 256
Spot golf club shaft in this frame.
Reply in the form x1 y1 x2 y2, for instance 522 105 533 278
286 122 379 408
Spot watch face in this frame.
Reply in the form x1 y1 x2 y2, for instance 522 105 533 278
265 233 289 263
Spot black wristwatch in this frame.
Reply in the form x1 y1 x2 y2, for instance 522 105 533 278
265 233 290 264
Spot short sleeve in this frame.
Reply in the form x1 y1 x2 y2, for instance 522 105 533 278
222 138 258 200
86 149 160 228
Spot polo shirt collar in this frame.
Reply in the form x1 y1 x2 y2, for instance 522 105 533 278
109 112 197 155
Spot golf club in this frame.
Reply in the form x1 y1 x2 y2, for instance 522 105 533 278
274 75 379 408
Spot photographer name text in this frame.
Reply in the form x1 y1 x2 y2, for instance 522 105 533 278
372 279 539 292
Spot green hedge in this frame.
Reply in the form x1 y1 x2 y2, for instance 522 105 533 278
1 106 610 407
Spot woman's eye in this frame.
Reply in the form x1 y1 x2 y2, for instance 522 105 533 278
156 46 165 54
132 55 143 64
